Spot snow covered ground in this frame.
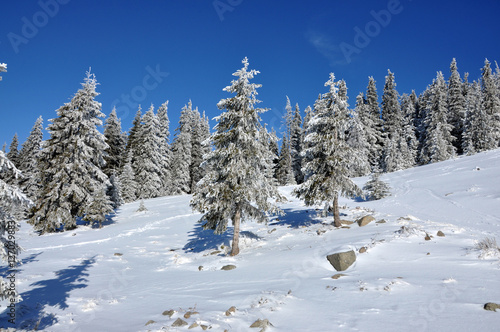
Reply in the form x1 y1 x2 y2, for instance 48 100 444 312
1 149 500 331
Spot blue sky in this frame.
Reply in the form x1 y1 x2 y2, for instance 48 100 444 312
1 0 499 148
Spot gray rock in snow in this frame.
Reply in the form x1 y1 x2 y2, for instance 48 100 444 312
327 250 356 271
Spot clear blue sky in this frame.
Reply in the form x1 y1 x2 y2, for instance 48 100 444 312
1 0 499 148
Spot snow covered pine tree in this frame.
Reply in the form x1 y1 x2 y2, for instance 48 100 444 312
190 58 284 256
294 73 361 227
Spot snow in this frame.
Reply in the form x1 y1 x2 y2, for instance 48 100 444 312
2 149 500 331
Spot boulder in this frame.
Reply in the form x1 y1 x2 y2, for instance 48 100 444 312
145 320 156 326
162 310 175 317
357 215 375 227
331 273 347 280
250 319 274 331
225 306 236 316
437 231 445 237
359 246 367 254
484 302 500 312
327 250 356 271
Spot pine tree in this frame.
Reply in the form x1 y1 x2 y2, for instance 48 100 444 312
275 136 295 185
400 93 418 167
480 59 500 149
107 173 123 209
190 106 207 192
363 172 391 200
366 76 384 169
294 73 361 227
134 105 164 199
119 151 137 203
347 93 371 176
421 72 456 163
29 70 112 233
0 151 31 300
83 183 114 228
171 101 193 194
103 107 127 177
447 58 466 154
190 58 284 256
290 103 303 183
6 134 19 168
157 101 172 195
126 106 142 166
17 116 44 201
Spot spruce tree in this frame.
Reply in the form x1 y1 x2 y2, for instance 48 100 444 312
171 101 193 194
363 172 391 201
29 70 112 233
119 151 137 203
157 101 172 195
290 103 303 183
126 106 142 166
422 72 456 163
134 105 164 199
480 59 500 149
17 116 44 201
400 93 418 168
348 93 371 177
275 136 295 185
190 58 284 256
447 58 466 154
366 76 384 169
294 73 361 227
189 106 207 192
6 134 19 168
103 107 126 177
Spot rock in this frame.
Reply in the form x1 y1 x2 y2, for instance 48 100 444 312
225 306 236 316
326 250 356 271
437 231 445 237
250 319 274 331
357 215 375 227
189 322 199 329
268 228 276 234
113 253 123 256
484 302 500 312
184 311 199 319
162 310 175 317
210 250 221 255
425 233 432 241
376 219 387 224
145 320 156 326
221 264 237 271
200 325 209 330
359 246 367 254
331 273 347 280
198 265 204 271
341 220 354 225
172 318 188 327
341 226 351 229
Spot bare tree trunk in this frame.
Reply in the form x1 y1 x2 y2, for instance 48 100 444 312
230 207 241 256
333 192 341 227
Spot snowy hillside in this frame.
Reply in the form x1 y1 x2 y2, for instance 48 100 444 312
2 149 500 331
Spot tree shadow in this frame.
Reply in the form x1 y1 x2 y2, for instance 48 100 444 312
183 223 232 253
76 212 117 229
1 256 96 330
269 208 325 228
0 252 42 276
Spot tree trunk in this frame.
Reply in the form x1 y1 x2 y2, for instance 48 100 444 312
333 192 341 227
230 207 241 256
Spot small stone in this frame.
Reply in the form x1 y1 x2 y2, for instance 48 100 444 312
268 228 277 234
484 302 500 312
145 320 156 326
341 226 351 229
72 233 76 236
359 246 367 254
340 220 354 225
225 306 236 316
331 273 347 280
200 325 209 330
210 250 221 255
172 318 188 327
184 311 199 319
114 253 123 256
189 322 199 329
357 215 375 227
437 231 445 237
198 265 204 271
376 219 387 224
427 252 431 255
162 309 175 317
250 319 274 331
221 264 237 271
425 233 432 241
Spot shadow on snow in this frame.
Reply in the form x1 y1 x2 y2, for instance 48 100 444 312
269 207 325 228
2 256 96 330
183 223 232 253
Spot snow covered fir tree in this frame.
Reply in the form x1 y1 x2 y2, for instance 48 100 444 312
190 58 284 256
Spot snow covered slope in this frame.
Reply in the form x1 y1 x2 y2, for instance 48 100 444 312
1 149 500 331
